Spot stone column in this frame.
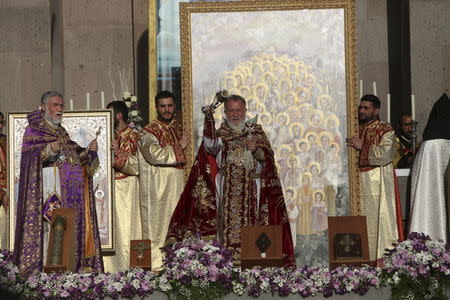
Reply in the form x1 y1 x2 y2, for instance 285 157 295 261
47 0 147 111
0 0 51 113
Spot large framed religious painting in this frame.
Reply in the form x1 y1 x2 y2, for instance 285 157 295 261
180 0 359 266
7 111 115 253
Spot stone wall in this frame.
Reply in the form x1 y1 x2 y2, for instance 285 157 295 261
58 0 148 111
356 0 390 122
1 0 448 133
0 0 148 115
410 0 450 139
0 0 50 112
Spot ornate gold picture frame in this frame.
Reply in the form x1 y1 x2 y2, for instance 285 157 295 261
7 110 115 253
180 0 359 265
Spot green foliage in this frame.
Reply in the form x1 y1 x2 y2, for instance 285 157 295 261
389 275 450 300
168 281 229 300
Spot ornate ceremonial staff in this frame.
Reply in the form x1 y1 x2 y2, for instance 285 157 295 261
201 90 229 113
80 127 102 156
201 90 229 137
201 90 228 244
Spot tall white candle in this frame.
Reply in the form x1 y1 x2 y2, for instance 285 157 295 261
101 91 105 109
373 81 377 96
411 94 416 120
359 79 363 99
387 93 391 124
70 99 74 111
86 92 90 110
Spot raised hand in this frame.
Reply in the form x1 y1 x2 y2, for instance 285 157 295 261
88 139 98 152
179 131 191 149
245 137 257 153
201 105 215 120
346 136 363 150
50 141 61 153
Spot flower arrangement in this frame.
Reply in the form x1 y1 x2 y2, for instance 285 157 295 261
329 265 381 296
0 249 24 297
233 264 380 298
162 235 234 300
1 233 449 299
381 232 450 300
121 91 144 130
22 269 162 300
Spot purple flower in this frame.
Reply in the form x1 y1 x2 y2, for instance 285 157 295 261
2 231 449 299
418 264 428 275
276 284 291 297
392 255 405 267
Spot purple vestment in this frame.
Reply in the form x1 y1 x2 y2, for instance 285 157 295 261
14 110 104 277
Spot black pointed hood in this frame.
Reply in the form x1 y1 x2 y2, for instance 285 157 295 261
422 93 450 141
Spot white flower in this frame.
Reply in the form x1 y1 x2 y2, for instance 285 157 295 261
123 92 132 99
157 279 172 292
232 282 244 296
175 247 189 255
132 279 140 289
130 110 138 117
113 281 124 291
63 281 75 289
131 96 138 102
392 274 400 284
125 102 131 108
203 244 220 252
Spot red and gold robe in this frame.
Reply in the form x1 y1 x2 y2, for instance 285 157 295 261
166 119 295 268
358 119 404 262
138 119 186 270
393 134 419 169
103 126 142 272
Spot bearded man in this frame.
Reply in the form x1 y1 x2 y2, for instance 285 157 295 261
166 94 295 267
103 101 142 272
138 90 189 270
393 113 419 168
346 94 404 264
14 91 103 276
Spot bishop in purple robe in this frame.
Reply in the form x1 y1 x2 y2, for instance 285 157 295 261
13 91 104 276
